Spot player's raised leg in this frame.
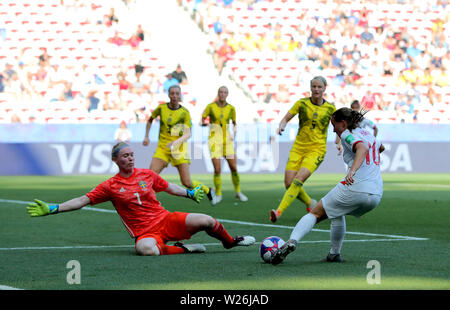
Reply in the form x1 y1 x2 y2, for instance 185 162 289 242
270 168 312 223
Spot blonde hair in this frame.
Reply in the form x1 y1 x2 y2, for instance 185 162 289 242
111 142 130 160
310 76 327 87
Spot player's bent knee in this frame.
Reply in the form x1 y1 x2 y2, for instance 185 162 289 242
136 245 160 256
135 240 161 256
197 214 216 229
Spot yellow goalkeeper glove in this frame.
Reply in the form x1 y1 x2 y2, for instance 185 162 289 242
186 186 205 203
27 199 59 217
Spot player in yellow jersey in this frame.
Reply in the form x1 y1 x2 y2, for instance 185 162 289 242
201 86 248 204
143 85 217 205
270 76 336 223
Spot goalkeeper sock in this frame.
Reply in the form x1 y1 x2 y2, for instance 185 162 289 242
330 216 346 254
213 173 222 196
157 244 185 255
289 213 317 242
276 179 304 216
231 171 241 193
192 180 210 194
206 218 234 247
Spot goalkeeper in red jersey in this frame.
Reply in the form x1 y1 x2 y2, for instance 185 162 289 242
26 142 255 256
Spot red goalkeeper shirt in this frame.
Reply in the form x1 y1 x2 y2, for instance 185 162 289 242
86 168 170 238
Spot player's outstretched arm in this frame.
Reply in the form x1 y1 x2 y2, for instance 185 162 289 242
27 195 91 217
165 183 205 203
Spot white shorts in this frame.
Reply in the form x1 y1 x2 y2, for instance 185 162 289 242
322 183 382 219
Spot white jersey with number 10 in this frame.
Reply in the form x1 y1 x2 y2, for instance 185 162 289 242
340 127 383 195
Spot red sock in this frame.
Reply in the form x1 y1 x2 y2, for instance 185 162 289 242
206 219 235 247
158 244 185 255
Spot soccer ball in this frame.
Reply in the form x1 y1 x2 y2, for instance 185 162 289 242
259 236 285 263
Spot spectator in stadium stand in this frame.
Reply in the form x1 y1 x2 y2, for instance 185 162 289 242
306 29 324 49
135 61 144 75
135 24 145 41
108 31 125 46
213 16 223 37
0 72 5 93
86 90 101 112
360 26 374 44
171 64 189 85
62 81 74 101
294 41 308 61
162 73 179 93
418 67 433 86
26 142 256 256
345 63 363 86
128 32 142 49
394 93 407 111
104 7 119 27
213 38 235 75
434 66 449 87
130 71 149 94
39 48 50 67
142 85 218 206
117 71 131 92
114 121 132 143
273 84 290 104
360 90 376 110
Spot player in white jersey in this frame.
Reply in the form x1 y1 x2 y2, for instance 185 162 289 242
336 100 378 156
271 107 385 265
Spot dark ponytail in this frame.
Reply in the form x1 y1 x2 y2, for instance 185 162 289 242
332 107 367 131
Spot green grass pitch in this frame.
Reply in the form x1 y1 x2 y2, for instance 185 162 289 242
0 173 449 290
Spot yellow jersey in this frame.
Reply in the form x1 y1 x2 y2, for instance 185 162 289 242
151 103 192 148
202 102 236 141
288 97 335 150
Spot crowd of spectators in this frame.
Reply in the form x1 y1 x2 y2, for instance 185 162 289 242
0 0 189 124
0 0 448 124
180 0 449 123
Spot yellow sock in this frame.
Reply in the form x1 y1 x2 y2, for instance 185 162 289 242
296 184 311 206
192 180 210 194
213 173 222 196
276 179 306 216
231 172 241 193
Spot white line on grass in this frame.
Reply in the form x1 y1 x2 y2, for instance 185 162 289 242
0 238 422 252
1 198 429 242
0 284 23 290
386 183 450 189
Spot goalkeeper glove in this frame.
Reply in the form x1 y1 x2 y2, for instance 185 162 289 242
186 186 205 203
27 199 59 217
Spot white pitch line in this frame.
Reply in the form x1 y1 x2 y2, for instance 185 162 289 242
0 238 421 252
386 183 450 189
1 198 429 241
0 285 23 290
216 218 428 241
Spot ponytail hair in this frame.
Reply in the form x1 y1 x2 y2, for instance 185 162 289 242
332 107 368 131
